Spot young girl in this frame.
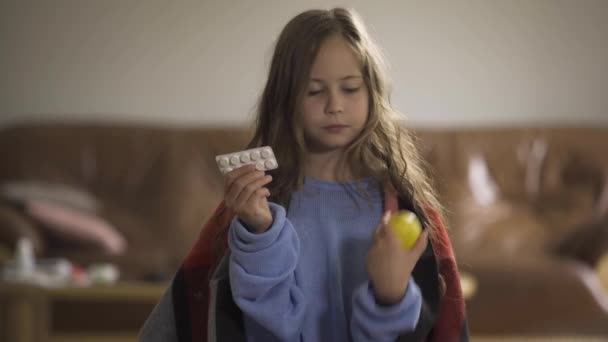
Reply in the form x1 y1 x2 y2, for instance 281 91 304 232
141 7 467 342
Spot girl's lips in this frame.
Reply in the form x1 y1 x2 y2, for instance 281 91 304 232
323 125 348 130
323 125 349 133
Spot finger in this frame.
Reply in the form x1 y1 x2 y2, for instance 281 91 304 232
224 164 257 189
226 170 264 206
409 229 429 258
251 187 272 212
383 218 402 248
256 187 271 199
234 175 272 209
225 170 265 206
376 211 392 238
374 227 387 244
382 210 392 226
231 173 270 210
372 225 382 242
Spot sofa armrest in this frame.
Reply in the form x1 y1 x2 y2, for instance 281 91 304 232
552 218 608 266
0 203 44 255
463 256 608 335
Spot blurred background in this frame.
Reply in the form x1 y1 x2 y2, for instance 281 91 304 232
0 0 607 341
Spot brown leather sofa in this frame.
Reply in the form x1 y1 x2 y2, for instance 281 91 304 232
417 127 608 335
0 123 607 336
0 124 251 281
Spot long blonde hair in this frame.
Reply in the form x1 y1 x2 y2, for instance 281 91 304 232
244 8 446 237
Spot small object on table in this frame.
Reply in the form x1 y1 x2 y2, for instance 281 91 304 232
459 271 478 300
15 237 35 280
87 263 120 285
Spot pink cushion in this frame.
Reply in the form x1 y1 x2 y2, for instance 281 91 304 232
1 181 99 213
24 200 127 255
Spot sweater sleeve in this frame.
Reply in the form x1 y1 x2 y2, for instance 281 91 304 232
228 202 307 341
350 279 422 341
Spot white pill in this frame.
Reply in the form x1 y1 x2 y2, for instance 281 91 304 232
250 150 260 161
230 155 240 165
264 159 277 169
240 153 250 163
218 157 229 167
256 161 265 171
261 148 272 159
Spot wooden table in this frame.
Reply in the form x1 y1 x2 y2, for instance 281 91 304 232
0 281 167 342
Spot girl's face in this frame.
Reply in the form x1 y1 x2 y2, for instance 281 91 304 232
299 35 369 153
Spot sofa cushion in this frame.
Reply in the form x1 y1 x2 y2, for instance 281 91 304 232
1 181 99 213
24 199 126 255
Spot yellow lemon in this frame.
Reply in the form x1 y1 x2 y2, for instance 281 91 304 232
389 210 422 250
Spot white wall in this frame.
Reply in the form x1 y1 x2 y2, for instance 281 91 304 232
1 0 607 128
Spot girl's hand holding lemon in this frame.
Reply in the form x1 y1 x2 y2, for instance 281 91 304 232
367 210 428 306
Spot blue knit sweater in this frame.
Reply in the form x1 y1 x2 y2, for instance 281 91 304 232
228 177 421 341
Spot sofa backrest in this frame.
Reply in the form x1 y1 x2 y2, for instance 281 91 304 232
0 123 606 276
417 127 608 258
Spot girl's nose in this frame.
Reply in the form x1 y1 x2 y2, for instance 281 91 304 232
326 91 343 115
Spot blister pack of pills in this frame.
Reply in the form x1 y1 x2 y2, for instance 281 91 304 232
215 146 278 174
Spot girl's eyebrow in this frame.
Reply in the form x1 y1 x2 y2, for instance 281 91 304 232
310 75 363 83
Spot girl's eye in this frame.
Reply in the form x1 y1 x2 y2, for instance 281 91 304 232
343 87 360 94
308 89 322 96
